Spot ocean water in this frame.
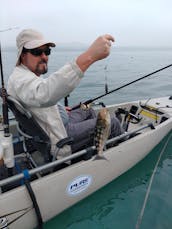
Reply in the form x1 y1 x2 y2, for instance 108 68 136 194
1 46 172 229
1 46 172 106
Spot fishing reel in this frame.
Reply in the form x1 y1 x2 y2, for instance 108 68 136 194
79 101 106 110
92 102 106 107
80 103 92 110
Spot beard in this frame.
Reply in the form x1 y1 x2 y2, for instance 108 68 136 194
35 61 48 75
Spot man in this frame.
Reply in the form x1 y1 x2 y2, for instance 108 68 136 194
7 29 123 158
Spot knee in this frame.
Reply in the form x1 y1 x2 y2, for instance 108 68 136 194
110 116 124 136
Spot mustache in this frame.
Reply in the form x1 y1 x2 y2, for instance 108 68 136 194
38 60 47 64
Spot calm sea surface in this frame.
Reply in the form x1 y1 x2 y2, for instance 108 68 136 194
1 46 172 229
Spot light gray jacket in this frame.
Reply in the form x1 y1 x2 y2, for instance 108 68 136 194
7 62 83 158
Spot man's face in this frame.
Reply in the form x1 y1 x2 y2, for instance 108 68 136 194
21 45 50 76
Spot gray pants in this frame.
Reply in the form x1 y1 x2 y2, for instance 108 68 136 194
66 108 124 152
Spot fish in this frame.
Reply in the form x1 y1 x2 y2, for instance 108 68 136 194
94 107 111 160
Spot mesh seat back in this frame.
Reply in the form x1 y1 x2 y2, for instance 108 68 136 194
7 96 52 163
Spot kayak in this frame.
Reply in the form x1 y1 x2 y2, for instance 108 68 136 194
0 96 172 229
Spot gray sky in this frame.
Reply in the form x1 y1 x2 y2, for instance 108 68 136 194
1 0 172 47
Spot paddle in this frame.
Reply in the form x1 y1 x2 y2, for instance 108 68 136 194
71 64 172 110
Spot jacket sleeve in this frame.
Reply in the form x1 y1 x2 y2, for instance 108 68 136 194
7 61 83 107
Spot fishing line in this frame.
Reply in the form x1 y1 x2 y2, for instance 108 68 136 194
104 56 110 94
104 64 108 94
135 132 172 229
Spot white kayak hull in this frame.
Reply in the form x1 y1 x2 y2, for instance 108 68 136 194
0 97 172 229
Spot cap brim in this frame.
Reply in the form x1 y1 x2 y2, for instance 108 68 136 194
24 40 55 49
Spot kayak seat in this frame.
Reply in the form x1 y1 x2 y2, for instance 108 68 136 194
6 95 52 164
6 95 73 166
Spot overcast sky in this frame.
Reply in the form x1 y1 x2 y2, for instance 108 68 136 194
1 0 172 47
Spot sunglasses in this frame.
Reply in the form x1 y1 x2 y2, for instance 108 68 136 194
23 47 51 56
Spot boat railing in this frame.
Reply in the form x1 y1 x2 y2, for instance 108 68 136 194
0 123 154 188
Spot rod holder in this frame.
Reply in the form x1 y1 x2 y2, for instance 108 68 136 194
0 132 14 168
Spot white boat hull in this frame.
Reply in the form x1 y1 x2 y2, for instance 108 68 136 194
0 97 172 229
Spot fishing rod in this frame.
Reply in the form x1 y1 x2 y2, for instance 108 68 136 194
0 27 19 135
0 27 19 33
71 64 172 110
0 43 10 136
0 26 19 172
0 42 15 174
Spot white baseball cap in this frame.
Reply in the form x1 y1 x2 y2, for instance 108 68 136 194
16 29 56 65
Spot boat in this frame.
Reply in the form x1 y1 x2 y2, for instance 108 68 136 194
0 95 172 229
